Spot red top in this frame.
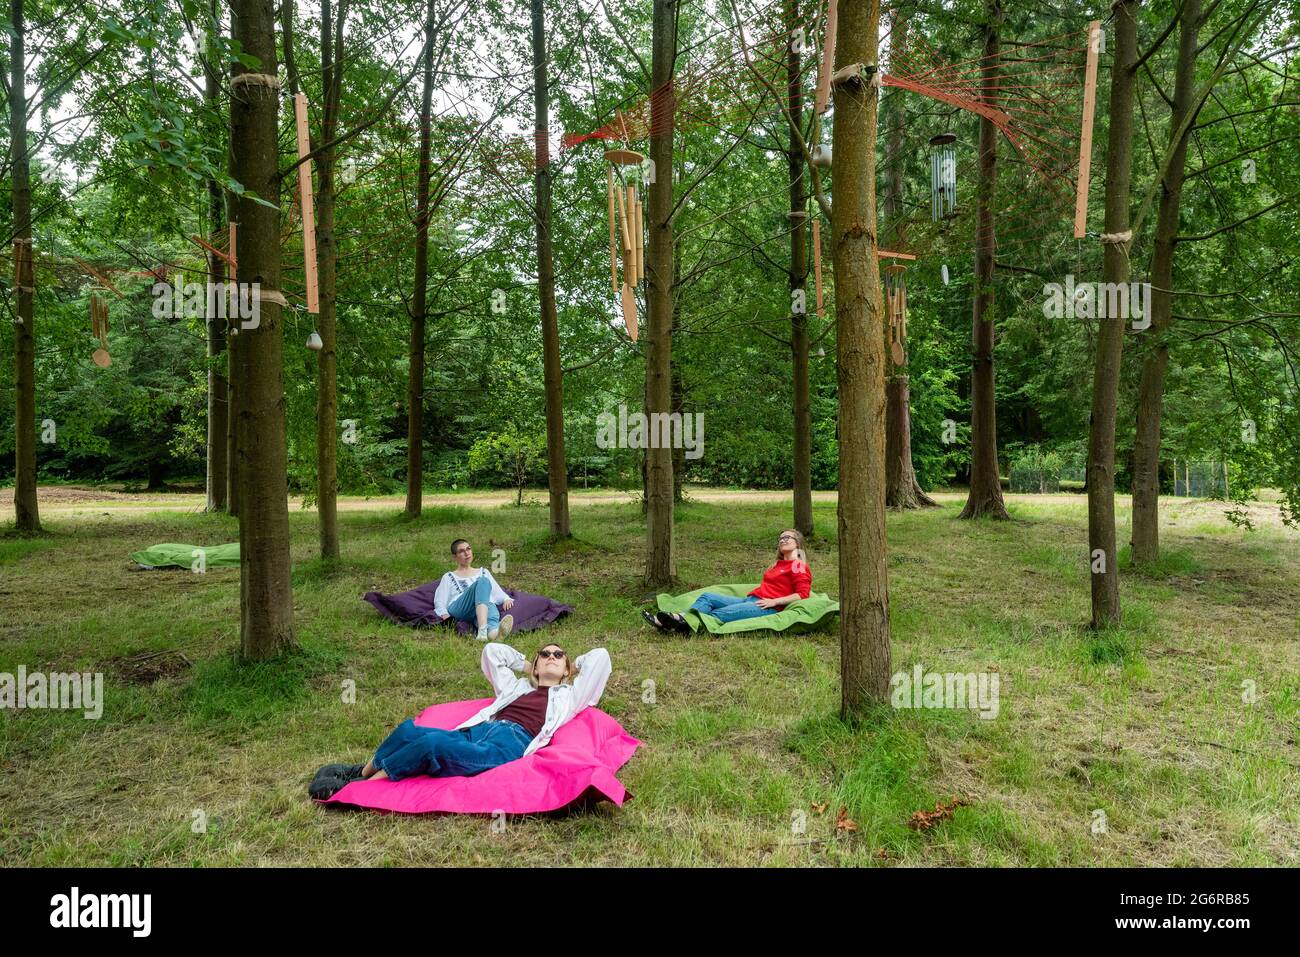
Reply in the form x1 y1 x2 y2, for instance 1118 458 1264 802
494 687 549 739
749 559 812 602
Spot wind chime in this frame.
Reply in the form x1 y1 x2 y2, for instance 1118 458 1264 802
604 116 643 342
294 92 322 349
90 292 111 367
884 263 908 367
929 132 957 221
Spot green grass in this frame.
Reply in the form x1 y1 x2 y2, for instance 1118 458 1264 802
1 490 1297 866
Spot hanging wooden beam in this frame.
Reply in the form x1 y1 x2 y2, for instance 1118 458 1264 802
876 249 917 261
293 92 319 313
607 167 619 290
189 232 235 269
229 222 237 278
1074 20 1102 239
73 259 125 298
812 218 824 316
815 0 840 115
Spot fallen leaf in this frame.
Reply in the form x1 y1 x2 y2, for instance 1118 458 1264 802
908 797 971 832
836 806 859 832
811 801 828 815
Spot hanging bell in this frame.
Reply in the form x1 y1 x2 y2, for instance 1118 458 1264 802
306 331 323 350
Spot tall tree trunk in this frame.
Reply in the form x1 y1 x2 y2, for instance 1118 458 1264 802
226 184 241 518
1131 0 1199 564
8 0 40 534
1087 0 1139 627
883 5 936 511
788 0 813 537
405 0 436 520
230 0 295 659
204 4 229 513
532 0 570 538
959 0 1009 520
643 0 677 588
314 0 344 560
833 0 891 718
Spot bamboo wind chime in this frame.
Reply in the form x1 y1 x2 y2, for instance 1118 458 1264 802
605 128 644 342
90 293 111 367
884 264 908 366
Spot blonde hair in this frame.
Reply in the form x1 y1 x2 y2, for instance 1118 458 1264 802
776 529 808 566
526 644 580 689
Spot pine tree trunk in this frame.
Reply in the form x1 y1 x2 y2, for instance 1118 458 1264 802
315 0 343 561
230 0 295 659
204 6 229 513
882 5 936 512
405 0 436 520
532 0 570 538
1087 0 1140 627
788 0 813 537
833 0 892 718
959 0 1009 521
1131 0 1198 564
9 0 40 534
644 0 677 588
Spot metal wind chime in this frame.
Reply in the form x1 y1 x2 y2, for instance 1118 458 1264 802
929 132 957 221
604 115 644 342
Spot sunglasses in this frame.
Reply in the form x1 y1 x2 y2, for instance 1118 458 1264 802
536 649 566 660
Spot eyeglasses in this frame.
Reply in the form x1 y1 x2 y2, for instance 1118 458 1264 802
536 649 566 660
778 535 797 542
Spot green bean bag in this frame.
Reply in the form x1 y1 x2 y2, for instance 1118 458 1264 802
129 542 241 569
655 583 839 635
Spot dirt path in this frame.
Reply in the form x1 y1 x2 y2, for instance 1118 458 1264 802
3 483 1294 535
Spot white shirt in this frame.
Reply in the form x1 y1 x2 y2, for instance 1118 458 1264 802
432 568 510 620
456 643 612 756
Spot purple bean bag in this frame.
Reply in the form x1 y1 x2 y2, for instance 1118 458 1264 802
363 583 573 635
322 697 640 815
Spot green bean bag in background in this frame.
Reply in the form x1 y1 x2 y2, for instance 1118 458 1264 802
655 583 840 635
129 542 241 570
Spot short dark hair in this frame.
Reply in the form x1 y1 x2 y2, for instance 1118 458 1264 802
450 539 469 555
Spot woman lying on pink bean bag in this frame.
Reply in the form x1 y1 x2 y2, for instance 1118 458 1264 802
309 641 611 800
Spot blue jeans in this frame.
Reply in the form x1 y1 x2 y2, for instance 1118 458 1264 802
690 592 777 624
371 718 532 781
447 575 500 631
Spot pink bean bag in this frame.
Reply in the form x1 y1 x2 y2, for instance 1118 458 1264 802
321 698 641 815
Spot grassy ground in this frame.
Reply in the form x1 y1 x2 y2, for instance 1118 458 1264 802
1 489 1297 866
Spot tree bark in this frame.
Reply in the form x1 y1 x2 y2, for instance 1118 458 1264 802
833 0 892 718
405 0 436 520
230 0 295 659
788 0 813 537
883 5 936 512
313 0 344 560
532 0 570 538
959 0 1009 521
1131 0 1199 564
1087 0 1139 628
9 0 40 534
644 0 677 588
204 3 229 513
